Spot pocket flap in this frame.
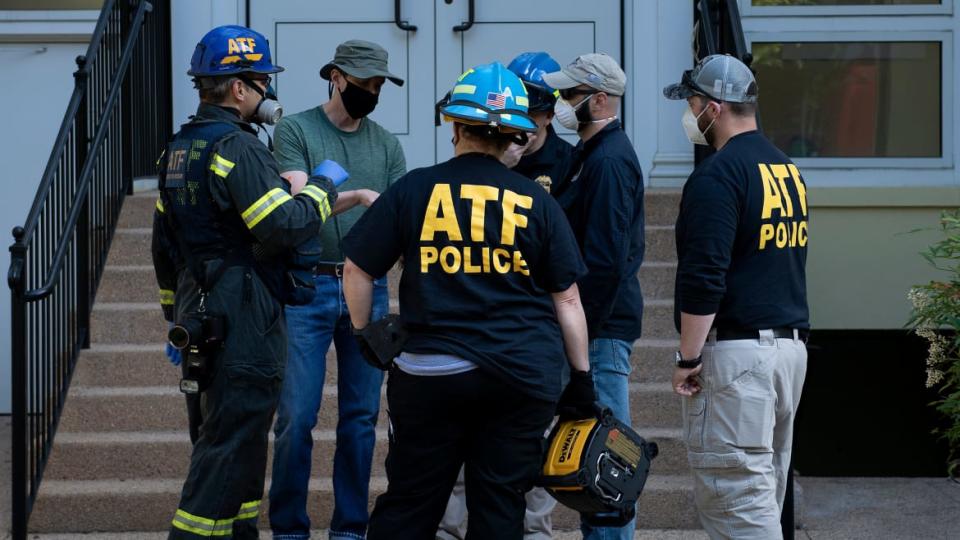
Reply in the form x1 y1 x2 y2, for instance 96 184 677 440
687 450 745 469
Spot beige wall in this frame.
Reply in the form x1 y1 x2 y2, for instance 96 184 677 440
807 187 960 330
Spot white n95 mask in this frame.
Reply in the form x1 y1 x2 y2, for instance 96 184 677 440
682 104 715 146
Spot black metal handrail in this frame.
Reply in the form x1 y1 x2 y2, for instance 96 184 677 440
7 1 171 537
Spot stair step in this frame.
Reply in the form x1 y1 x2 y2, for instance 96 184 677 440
57 382 680 433
644 189 682 228
28 475 699 533
645 225 676 264
76 337 677 392
43 427 691 480
28 530 710 539
122 190 682 234
98 260 677 308
98 266 158 304
105 228 152 267
641 299 676 340
118 193 160 229
91 302 166 344
640 262 676 303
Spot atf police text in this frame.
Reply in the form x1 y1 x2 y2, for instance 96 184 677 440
419 183 531 276
758 163 808 251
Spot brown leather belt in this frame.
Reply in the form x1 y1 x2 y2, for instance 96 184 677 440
313 262 344 278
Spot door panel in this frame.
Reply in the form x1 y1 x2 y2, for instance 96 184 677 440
435 0 621 161
250 0 621 169
249 0 434 168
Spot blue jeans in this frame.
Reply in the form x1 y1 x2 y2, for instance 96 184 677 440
581 338 635 540
270 274 388 540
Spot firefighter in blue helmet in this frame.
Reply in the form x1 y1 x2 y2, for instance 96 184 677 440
150 25 341 539
502 52 577 201
342 61 596 540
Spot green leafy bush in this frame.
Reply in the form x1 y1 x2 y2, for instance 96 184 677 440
910 211 960 477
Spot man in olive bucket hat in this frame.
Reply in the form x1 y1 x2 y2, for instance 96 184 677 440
269 39 407 540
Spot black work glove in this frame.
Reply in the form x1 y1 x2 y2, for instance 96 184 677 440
557 369 597 420
352 314 407 371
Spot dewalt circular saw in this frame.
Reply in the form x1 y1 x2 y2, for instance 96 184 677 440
538 407 659 527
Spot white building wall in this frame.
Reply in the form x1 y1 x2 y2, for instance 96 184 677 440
0 10 97 414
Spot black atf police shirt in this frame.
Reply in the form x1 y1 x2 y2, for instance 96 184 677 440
675 130 809 331
561 120 645 341
344 153 588 402
514 125 576 199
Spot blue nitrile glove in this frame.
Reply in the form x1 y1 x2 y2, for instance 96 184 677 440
312 159 349 187
165 322 182 367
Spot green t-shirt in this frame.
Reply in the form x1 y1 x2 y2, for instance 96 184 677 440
273 105 407 262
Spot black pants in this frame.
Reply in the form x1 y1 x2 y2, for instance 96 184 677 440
367 368 556 540
169 267 286 539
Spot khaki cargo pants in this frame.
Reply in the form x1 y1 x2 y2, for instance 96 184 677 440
682 329 807 540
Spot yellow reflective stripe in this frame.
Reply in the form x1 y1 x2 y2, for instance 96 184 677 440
241 188 292 229
155 198 165 213
300 185 332 221
159 289 174 306
175 508 215 526
516 95 529 107
244 53 263 61
171 507 241 536
239 500 260 511
453 84 476 95
209 153 235 179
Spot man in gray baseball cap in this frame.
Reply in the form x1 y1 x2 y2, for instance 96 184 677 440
544 52 646 540
663 53 758 147
665 53 810 540
269 37 407 540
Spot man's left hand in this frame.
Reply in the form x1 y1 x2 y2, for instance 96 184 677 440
672 364 703 396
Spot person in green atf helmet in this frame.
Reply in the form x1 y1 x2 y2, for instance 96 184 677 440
152 25 339 540
341 62 596 540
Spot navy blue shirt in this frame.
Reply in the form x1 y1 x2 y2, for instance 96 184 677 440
561 120 645 341
514 125 576 199
675 130 809 331
344 153 587 402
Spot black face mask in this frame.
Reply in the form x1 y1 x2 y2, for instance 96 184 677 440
340 80 379 119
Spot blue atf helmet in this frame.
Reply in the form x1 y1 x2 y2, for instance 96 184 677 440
188 25 284 79
439 62 537 133
507 51 561 112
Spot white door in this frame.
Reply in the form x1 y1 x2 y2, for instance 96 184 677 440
434 0 621 162
249 0 621 170
248 0 436 168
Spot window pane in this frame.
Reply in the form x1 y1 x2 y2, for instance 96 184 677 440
752 1 940 5
752 41 941 158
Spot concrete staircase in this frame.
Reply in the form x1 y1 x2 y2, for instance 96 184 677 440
29 189 702 534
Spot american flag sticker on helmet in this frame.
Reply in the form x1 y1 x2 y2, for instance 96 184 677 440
486 92 506 108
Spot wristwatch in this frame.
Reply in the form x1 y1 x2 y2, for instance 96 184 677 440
675 350 702 369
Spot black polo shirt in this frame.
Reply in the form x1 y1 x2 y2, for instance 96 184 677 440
674 130 809 331
514 124 576 199
344 153 587 402
561 120 645 341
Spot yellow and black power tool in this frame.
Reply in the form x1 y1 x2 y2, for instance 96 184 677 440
538 407 658 527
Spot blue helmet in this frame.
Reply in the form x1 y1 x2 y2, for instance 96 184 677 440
188 25 284 78
507 52 561 112
439 62 536 132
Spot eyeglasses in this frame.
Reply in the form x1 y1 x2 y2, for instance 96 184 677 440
248 75 272 87
558 88 598 101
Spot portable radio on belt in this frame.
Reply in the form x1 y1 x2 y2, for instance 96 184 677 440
538 407 659 527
